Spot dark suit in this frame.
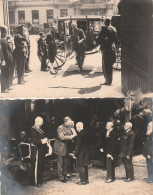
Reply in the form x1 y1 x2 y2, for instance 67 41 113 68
37 38 47 71
75 130 89 182
14 33 27 84
119 130 135 179
105 130 117 180
143 133 153 180
30 126 47 185
1 37 14 92
97 25 117 85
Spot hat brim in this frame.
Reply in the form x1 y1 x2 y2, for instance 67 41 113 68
16 24 25 29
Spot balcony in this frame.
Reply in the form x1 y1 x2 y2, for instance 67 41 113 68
80 3 106 9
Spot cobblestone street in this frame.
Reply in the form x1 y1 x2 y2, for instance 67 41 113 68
1 35 122 99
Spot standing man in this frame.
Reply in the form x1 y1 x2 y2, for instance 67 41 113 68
54 116 76 183
0 25 14 93
119 122 135 182
143 122 153 183
100 122 117 183
75 122 89 185
37 32 48 71
96 18 117 85
71 22 86 72
14 24 27 84
30 117 48 187
24 27 31 73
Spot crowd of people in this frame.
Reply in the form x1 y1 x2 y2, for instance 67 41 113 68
26 109 153 187
1 17 118 93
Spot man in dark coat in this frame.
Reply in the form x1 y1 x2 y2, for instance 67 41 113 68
143 122 153 183
96 18 117 85
30 117 48 187
1 26 14 93
14 24 28 84
119 122 135 182
37 32 48 71
72 22 86 72
75 122 89 185
100 122 117 183
54 117 76 183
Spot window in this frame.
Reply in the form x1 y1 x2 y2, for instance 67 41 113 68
32 10 39 24
60 9 68 17
9 11 15 24
18 11 25 24
47 10 54 23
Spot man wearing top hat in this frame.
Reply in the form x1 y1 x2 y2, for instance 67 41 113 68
14 24 28 84
0 25 14 93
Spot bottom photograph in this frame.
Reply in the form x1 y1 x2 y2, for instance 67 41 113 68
0 98 153 195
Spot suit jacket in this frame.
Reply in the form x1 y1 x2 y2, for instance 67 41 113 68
143 133 153 157
75 129 89 167
1 38 14 67
119 130 135 157
105 130 117 157
37 38 47 57
14 33 27 57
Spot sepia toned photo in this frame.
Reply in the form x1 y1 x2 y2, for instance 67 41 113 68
0 0 153 98
0 98 153 195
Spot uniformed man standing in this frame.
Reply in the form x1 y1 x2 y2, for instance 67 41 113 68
97 18 117 85
0 25 14 93
71 22 86 72
30 117 48 186
119 122 135 182
14 24 28 84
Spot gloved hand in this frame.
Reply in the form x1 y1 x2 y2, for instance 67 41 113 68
41 138 48 144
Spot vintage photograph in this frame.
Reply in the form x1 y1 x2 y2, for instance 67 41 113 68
0 98 153 195
0 0 153 98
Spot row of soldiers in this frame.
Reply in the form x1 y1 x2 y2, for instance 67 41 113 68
0 24 31 93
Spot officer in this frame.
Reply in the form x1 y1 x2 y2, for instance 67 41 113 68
14 24 28 84
96 18 117 85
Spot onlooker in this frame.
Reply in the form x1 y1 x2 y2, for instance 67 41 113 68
119 122 135 182
143 122 153 183
37 32 48 71
1 25 14 93
96 18 117 85
100 122 117 183
75 122 89 185
46 32 57 75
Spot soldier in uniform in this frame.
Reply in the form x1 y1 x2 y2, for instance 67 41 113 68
37 32 48 71
14 24 28 84
96 18 117 85
71 22 86 72
30 116 48 187
0 25 14 93
119 122 135 182
54 116 76 183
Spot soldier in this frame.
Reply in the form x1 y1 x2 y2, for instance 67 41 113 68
119 122 135 182
0 25 14 93
14 24 28 84
96 18 117 85
71 22 86 73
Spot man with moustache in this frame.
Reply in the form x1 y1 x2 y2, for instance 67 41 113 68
119 122 135 182
54 116 76 183
100 122 117 183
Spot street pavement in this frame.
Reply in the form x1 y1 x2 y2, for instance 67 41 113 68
1 35 123 99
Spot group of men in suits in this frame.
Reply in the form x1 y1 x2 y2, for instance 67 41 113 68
0 24 31 93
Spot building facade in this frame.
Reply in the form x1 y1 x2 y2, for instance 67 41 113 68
8 0 81 25
79 0 115 17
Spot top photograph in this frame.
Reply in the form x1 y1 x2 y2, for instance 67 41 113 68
0 0 152 99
